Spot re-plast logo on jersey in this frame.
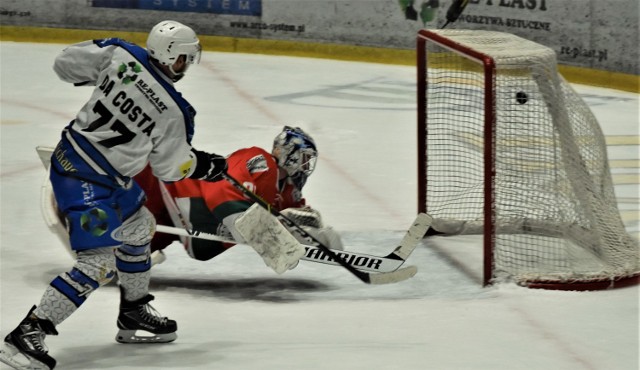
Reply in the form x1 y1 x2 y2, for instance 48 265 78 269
134 79 169 113
117 62 141 84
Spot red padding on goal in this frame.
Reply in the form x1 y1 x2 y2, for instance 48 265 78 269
521 274 640 291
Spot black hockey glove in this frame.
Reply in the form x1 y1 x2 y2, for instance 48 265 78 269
190 150 228 182
202 153 228 182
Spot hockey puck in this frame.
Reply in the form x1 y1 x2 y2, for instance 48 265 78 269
516 91 528 104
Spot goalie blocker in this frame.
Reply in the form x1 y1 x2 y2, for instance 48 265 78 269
232 203 306 274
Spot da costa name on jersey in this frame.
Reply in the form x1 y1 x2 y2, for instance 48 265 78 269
98 74 165 136
99 72 168 113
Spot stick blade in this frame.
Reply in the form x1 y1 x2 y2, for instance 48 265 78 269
367 266 418 285
392 213 432 260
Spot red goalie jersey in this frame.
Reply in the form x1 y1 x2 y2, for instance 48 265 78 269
135 146 307 260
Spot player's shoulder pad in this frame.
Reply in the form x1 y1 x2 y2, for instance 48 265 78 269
93 38 136 49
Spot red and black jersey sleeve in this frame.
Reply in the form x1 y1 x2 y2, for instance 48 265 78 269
200 147 280 220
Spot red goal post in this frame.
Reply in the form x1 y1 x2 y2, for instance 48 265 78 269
416 29 639 290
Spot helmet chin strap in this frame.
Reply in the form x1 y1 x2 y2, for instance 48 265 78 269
149 57 184 82
168 57 190 82
168 64 185 82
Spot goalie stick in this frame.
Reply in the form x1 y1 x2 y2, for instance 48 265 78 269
155 212 430 274
222 172 431 284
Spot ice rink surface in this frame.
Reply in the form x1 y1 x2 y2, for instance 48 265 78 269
1 41 638 370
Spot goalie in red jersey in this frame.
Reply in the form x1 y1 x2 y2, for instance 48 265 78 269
135 126 343 265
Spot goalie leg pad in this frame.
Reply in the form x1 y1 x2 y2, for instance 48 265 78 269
292 226 344 251
234 203 305 274
41 175 76 260
281 207 344 250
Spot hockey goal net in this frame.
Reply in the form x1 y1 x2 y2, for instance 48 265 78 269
416 29 639 290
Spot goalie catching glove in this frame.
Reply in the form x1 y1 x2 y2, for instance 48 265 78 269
281 206 344 250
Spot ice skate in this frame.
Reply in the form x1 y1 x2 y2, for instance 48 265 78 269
116 289 177 344
0 306 58 370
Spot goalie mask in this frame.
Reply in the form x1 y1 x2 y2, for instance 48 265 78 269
273 126 318 189
146 20 202 81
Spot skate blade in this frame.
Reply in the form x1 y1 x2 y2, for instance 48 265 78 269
116 329 177 344
0 342 51 370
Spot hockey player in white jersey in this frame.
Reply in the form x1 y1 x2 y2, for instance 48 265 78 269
0 21 227 370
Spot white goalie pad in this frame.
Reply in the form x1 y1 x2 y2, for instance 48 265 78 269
234 203 305 274
294 226 344 251
38 147 76 260
281 206 344 250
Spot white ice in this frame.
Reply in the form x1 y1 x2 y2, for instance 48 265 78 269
1 41 638 370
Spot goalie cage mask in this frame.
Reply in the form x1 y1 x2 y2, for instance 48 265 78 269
273 126 318 189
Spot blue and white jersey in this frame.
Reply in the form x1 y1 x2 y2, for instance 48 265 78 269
53 38 199 183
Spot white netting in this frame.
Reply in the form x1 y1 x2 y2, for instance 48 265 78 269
420 30 639 286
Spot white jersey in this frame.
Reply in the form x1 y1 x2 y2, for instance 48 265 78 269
53 38 199 182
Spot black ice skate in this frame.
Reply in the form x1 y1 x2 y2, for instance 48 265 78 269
116 289 177 344
0 305 58 370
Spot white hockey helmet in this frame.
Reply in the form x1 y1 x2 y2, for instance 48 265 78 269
273 126 318 189
146 20 201 77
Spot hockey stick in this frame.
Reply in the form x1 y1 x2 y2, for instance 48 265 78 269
155 216 429 274
157 180 432 274
441 0 469 29
222 172 431 284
